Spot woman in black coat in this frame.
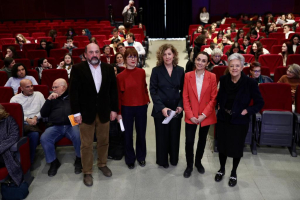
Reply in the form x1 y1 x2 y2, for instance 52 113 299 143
215 53 264 187
150 44 184 168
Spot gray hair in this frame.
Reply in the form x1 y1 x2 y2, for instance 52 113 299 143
228 53 245 67
288 64 300 79
129 0 134 3
211 48 223 57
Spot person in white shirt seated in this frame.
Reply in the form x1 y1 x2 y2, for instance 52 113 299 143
285 13 296 25
109 28 125 42
123 33 145 55
10 79 45 164
204 43 218 55
5 63 38 94
276 14 287 25
283 24 295 39
57 53 74 78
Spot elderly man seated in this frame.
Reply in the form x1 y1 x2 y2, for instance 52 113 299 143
10 79 45 164
40 78 81 177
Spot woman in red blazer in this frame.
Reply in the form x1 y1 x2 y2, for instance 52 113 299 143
182 51 217 178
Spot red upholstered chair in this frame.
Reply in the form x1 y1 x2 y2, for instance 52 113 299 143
296 46 300 54
206 39 213 45
273 66 287 82
0 34 13 39
268 32 286 41
260 38 278 51
73 36 89 43
98 31 111 39
221 55 228 61
33 57 57 69
103 26 115 33
223 45 232 54
230 32 237 39
36 37 52 44
191 33 201 46
31 32 46 39
15 59 32 69
0 87 14 103
27 69 39 83
271 45 283 54
0 39 16 49
27 50 47 61
0 103 32 184
200 45 210 52
72 56 82 64
99 20 111 26
0 71 8 86
286 54 300 66
130 28 145 40
41 69 68 91
280 39 290 45
16 50 26 58
119 66 125 73
100 55 115 64
72 48 85 56
103 40 111 45
243 54 255 63
22 43 38 55
212 66 227 83
49 49 69 61
258 54 283 75
2 44 20 57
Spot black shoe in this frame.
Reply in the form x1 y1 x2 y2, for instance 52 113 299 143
162 164 169 168
48 159 61 177
183 167 193 178
196 164 205 174
127 163 135 169
138 160 146 167
74 157 82 174
228 176 237 187
215 170 225 182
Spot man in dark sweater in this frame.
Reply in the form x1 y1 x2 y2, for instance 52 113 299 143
40 78 81 177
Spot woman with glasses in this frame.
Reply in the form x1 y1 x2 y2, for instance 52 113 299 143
248 62 272 84
150 44 184 168
207 48 227 72
116 48 150 169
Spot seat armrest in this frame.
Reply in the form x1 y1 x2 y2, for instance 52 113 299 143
293 113 300 123
9 137 27 152
256 113 261 121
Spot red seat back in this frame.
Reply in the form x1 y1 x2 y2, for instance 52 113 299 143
1 103 24 137
72 48 85 56
242 54 255 63
41 69 69 90
31 32 46 39
274 66 287 82
27 50 47 60
200 45 210 52
22 43 38 53
260 38 278 51
49 49 69 61
27 69 39 83
286 54 300 66
268 32 285 41
212 66 227 83
15 59 32 69
271 45 282 54
100 55 115 64
73 36 89 42
0 87 14 103
0 71 8 86
2 44 20 57
258 54 283 74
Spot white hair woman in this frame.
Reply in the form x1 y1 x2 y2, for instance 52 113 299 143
207 48 227 71
215 53 264 187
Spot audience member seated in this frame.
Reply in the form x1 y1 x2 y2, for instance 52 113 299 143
124 33 145 55
207 26 217 39
225 23 238 34
110 38 121 55
283 24 295 39
286 13 296 25
234 29 244 42
79 54 86 62
112 52 125 74
276 14 287 25
109 28 125 42
292 22 299 32
10 79 45 164
271 22 279 31
279 42 294 66
40 78 82 177
249 29 263 41
5 63 38 94
218 34 232 51
62 36 77 55
226 42 244 57
242 36 251 53
101 45 113 64
5 46 20 59
57 53 73 78
255 20 263 32
250 41 269 61
37 39 53 57
15 34 31 50
0 104 23 186
291 34 300 53
48 29 57 42
65 28 77 38
117 43 126 55
204 42 217 55
248 61 273 84
90 37 98 45
264 24 276 37
0 57 15 78
118 25 126 38
278 64 300 103
36 58 52 80
213 31 224 43
192 25 203 41
207 48 227 71
190 34 206 61
82 29 92 40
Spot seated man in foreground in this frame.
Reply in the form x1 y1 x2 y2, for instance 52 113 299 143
40 78 82 177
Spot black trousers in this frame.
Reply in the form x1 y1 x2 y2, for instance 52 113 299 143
154 117 182 166
185 123 210 168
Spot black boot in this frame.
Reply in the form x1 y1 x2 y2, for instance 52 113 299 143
48 158 61 177
74 157 82 174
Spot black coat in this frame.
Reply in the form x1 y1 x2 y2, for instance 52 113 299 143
150 65 184 118
217 72 264 125
69 61 118 124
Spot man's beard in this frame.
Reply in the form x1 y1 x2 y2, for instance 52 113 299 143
88 56 100 65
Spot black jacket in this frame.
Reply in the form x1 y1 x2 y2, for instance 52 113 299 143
40 90 72 125
150 65 184 118
217 72 264 124
69 61 118 124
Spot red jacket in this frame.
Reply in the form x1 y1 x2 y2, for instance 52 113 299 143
183 70 217 126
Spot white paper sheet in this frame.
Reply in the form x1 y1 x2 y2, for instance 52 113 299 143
162 110 176 124
119 119 125 131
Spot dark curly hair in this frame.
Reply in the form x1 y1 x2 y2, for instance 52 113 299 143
11 63 27 78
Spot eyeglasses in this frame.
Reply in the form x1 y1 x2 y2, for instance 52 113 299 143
127 55 137 59
214 55 221 58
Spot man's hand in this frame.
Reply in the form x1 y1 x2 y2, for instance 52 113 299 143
48 93 59 100
110 111 117 121
241 109 248 115
176 107 183 114
162 108 170 117
27 117 38 125
74 115 82 124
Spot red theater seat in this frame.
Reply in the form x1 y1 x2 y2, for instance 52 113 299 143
0 71 8 86
15 59 31 69
41 69 68 91
212 66 227 84
258 54 283 75
274 66 287 82
286 54 300 66
27 50 47 61
100 55 115 64
260 38 278 51
49 49 69 61
0 87 14 103
271 45 282 54
72 48 85 56
243 54 255 63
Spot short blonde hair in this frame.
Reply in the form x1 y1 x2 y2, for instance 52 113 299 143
156 44 178 66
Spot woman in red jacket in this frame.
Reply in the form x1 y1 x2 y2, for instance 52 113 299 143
116 48 150 169
182 51 217 178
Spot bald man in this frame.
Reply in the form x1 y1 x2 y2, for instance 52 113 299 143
69 43 118 187
40 78 81 177
10 79 45 164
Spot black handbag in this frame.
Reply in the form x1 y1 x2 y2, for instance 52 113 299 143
1 181 29 200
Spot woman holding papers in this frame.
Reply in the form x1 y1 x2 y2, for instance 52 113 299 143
182 51 217 178
150 44 184 168
116 48 150 169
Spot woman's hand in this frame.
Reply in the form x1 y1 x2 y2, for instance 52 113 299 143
59 61 65 67
162 108 170 117
241 109 248 115
117 115 122 122
198 115 206 123
190 117 199 124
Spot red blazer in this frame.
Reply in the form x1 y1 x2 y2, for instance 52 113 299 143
183 70 217 126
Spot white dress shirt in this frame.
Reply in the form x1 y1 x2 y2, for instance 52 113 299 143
195 71 205 102
123 41 146 55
